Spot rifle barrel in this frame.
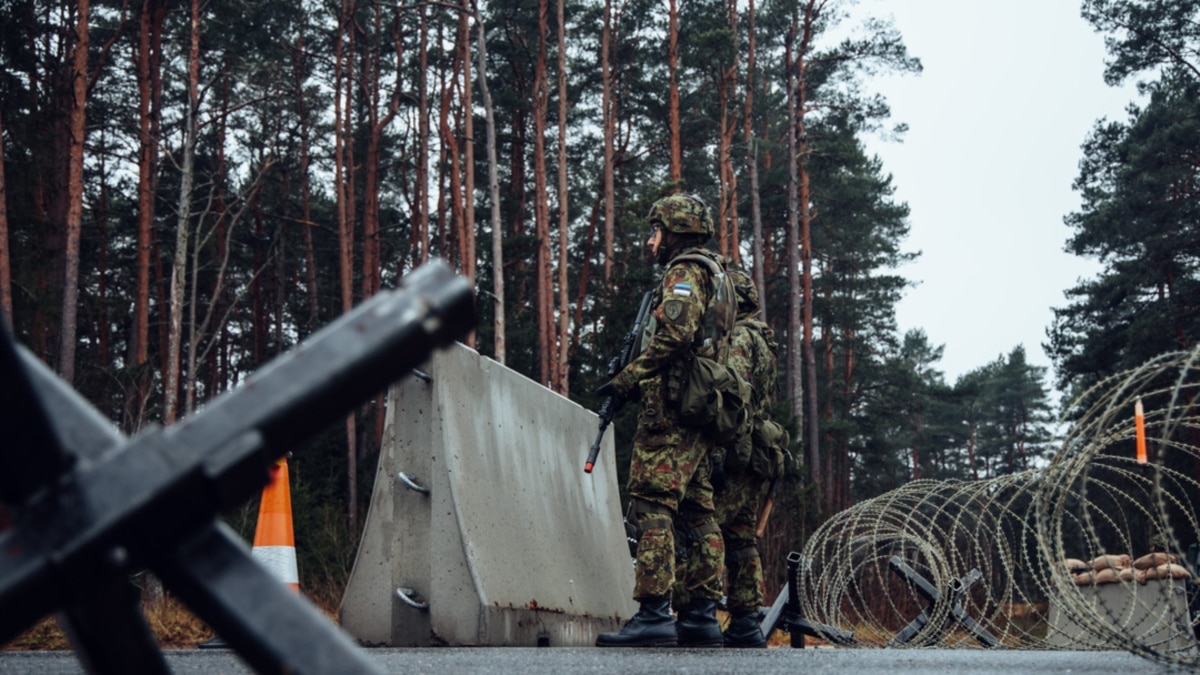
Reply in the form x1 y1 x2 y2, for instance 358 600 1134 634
584 426 605 473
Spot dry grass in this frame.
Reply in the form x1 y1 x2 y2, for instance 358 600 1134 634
4 616 71 651
3 586 343 651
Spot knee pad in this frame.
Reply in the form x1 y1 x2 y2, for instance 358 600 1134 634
727 544 760 570
674 508 720 561
625 498 674 542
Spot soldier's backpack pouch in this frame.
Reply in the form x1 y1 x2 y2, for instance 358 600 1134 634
678 354 751 445
749 416 788 480
727 428 753 474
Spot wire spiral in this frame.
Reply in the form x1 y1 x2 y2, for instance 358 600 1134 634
793 349 1200 667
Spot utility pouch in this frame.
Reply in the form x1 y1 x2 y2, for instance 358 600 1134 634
749 416 789 479
678 354 751 446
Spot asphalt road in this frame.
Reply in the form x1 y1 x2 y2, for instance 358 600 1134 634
0 647 1189 674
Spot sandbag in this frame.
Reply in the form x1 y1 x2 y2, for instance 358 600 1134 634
1132 552 1177 570
1090 553 1131 571
1063 558 1090 574
1137 563 1192 584
1072 568 1124 585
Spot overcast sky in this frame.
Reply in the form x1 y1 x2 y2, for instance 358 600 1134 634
838 0 1143 393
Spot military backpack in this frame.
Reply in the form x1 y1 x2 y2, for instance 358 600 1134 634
723 319 789 478
667 253 752 446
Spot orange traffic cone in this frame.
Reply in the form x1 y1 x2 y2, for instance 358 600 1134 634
251 457 299 592
200 458 298 649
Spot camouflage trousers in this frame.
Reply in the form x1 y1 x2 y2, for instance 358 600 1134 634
627 412 724 602
714 468 768 614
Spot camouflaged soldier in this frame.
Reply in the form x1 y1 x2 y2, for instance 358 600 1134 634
714 268 779 648
594 193 732 648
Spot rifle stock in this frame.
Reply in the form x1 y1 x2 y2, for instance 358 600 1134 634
584 291 654 473
755 476 780 538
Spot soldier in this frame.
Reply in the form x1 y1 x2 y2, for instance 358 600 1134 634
714 268 780 648
595 193 733 648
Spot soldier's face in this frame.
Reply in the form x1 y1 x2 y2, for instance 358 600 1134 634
647 225 663 258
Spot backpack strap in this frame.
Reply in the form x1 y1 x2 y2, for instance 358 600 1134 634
667 253 736 362
669 252 721 276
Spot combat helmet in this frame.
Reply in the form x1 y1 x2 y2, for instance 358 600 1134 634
729 268 760 316
647 194 713 237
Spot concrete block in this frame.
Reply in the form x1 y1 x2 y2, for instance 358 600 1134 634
1046 579 1198 655
339 343 637 646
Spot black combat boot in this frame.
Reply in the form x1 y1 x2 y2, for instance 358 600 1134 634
595 597 677 647
675 599 723 648
723 611 766 648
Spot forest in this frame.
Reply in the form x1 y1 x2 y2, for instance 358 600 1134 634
1 0 1197 594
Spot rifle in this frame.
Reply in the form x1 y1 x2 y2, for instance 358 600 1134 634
584 291 655 473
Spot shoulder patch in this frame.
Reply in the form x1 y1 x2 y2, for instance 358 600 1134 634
672 282 693 297
663 299 685 321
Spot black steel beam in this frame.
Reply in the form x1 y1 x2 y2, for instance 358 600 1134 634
886 556 1000 649
761 552 855 648
0 259 474 674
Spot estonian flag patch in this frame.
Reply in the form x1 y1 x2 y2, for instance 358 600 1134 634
672 283 693 297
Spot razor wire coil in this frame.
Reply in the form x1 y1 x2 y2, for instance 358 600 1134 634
792 348 1200 668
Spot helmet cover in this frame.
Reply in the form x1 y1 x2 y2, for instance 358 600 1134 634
729 268 760 315
647 194 714 237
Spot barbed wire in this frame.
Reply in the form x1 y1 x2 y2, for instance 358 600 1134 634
791 348 1200 667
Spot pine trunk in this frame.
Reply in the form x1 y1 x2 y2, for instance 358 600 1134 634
668 0 681 184
718 0 739 263
534 0 552 386
335 0 359 533
59 0 90 386
743 0 766 321
476 10 505 364
294 20 319 330
554 0 571 395
128 0 164 431
460 0 476 349
784 15 805 459
601 0 615 283
165 0 201 426
416 6 430 266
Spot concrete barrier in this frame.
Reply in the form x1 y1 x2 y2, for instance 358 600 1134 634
339 343 637 646
1046 579 1198 655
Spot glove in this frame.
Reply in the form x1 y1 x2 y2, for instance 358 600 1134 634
596 380 617 398
711 462 727 494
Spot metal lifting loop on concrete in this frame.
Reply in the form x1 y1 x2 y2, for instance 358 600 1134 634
396 588 429 610
397 472 430 494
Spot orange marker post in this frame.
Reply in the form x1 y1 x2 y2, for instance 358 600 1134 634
251 457 299 592
1135 398 1147 465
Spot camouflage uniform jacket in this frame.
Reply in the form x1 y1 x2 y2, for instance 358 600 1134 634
610 246 723 398
728 316 777 414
